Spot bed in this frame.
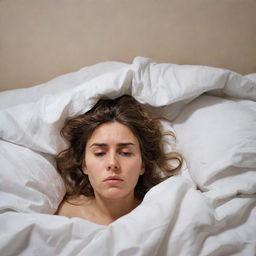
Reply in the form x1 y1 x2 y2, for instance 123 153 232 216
1 1 256 256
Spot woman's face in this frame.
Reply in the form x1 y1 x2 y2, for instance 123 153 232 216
83 121 144 200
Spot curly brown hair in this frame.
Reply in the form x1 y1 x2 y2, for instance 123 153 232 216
55 95 183 200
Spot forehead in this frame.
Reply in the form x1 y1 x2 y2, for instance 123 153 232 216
88 122 139 145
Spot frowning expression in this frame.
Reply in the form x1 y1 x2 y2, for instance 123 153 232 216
83 121 144 200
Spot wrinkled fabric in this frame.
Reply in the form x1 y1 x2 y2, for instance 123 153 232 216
0 57 256 255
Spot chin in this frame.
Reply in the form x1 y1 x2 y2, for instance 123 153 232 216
102 188 133 200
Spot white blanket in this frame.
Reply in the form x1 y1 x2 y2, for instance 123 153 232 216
0 57 256 255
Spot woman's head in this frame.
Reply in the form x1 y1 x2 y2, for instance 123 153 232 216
56 95 182 200
83 121 144 201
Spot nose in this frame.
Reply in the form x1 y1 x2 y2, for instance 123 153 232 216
106 153 120 172
107 164 120 171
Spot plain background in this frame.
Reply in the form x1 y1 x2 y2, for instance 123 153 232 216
0 0 256 91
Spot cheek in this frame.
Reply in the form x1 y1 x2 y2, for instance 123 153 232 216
83 154 106 177
125 157 144 175
84 160 99 174
84 160 103 188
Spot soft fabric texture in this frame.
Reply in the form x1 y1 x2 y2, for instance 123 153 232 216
1 177 255 256
0 57 255 255
0 140 65 214
173 95 256 204
0 57 255 155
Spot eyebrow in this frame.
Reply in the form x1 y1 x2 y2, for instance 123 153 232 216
90 142 135 148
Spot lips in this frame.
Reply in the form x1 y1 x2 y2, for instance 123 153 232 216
103 176 123 184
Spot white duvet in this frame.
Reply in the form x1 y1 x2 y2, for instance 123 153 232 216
0 57 256 255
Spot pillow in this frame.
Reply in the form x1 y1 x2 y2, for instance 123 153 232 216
1 57 255 155
173 95 256 201
0 140 65 214
0 62 128 155
245 73 256 82
0 61 128 109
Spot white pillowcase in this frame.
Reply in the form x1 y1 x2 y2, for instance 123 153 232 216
173 95 256 201
0 61 128 155
0 140 65 214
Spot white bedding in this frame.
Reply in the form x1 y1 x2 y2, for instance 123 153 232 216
0 57 256 255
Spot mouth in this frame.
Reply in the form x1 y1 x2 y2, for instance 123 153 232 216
103 176 123 184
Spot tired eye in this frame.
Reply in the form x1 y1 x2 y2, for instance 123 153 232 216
120 151 133 157
94 152 105 157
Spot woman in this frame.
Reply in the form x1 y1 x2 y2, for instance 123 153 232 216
55 95 182 225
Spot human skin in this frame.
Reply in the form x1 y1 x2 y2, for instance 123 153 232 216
56 121 144 225
83 121 144 200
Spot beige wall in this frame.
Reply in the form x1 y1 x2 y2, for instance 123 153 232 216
1 0 256 91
